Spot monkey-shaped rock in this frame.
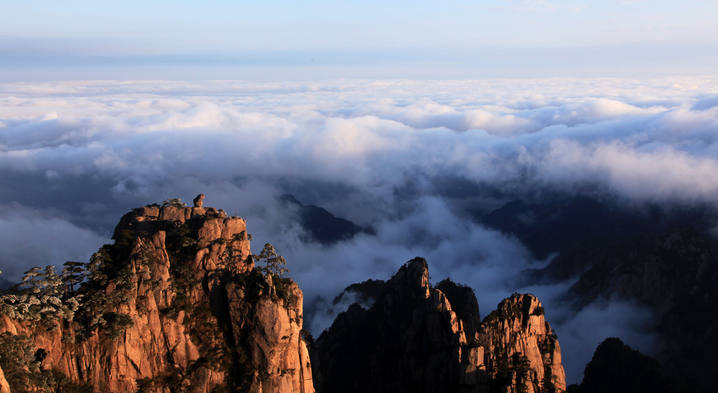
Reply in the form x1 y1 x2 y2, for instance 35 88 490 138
193 193 205 208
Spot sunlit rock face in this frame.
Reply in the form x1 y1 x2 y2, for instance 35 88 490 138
0 198 313 393
479 294 566 393
311 257 566 393
0 366 10 393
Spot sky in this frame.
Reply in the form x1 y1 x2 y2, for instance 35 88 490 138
2 0 718 79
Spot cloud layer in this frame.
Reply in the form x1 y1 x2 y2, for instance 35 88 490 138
1 77 717 382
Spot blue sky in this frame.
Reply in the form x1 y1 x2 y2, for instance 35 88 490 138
2 0 718 78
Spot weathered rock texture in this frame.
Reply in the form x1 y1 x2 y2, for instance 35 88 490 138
0 200 313 393
311 258 566 393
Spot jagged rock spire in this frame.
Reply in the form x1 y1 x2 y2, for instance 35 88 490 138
311 258 566 393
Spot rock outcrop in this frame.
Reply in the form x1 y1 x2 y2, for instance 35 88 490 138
193 194 205 208
311 258 566 393
0 198 313 393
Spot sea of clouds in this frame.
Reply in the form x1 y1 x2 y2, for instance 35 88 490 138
2 77 718 382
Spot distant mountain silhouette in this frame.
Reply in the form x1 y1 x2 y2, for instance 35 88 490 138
482 195 712 261
568 338 705 393
281 194 373 244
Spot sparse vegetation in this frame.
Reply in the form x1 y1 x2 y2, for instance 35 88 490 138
105 312 134 338
0 333 47 391
0 333 91 393
163 198 187 207
274 276 297 305
252 243 297 305
0 265 83 327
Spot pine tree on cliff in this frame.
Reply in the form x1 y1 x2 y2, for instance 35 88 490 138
61 261 86 295
0 266 81 323
256 242 289 278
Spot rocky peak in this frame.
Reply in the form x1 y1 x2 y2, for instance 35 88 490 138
387 257 431 299
111 198 251 275
311 258 566 393
485 293 547 333
0 196 313 393
480 294 565 393
115 199 243 240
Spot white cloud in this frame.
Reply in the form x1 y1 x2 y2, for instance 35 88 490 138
1 76 717 383
539 140 718 200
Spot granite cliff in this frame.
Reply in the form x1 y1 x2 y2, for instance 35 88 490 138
310 258 566 393
0 197 313 393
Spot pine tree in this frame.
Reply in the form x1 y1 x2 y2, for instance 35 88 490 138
61 261 86 295
1 265 83 322
256 243 289 278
